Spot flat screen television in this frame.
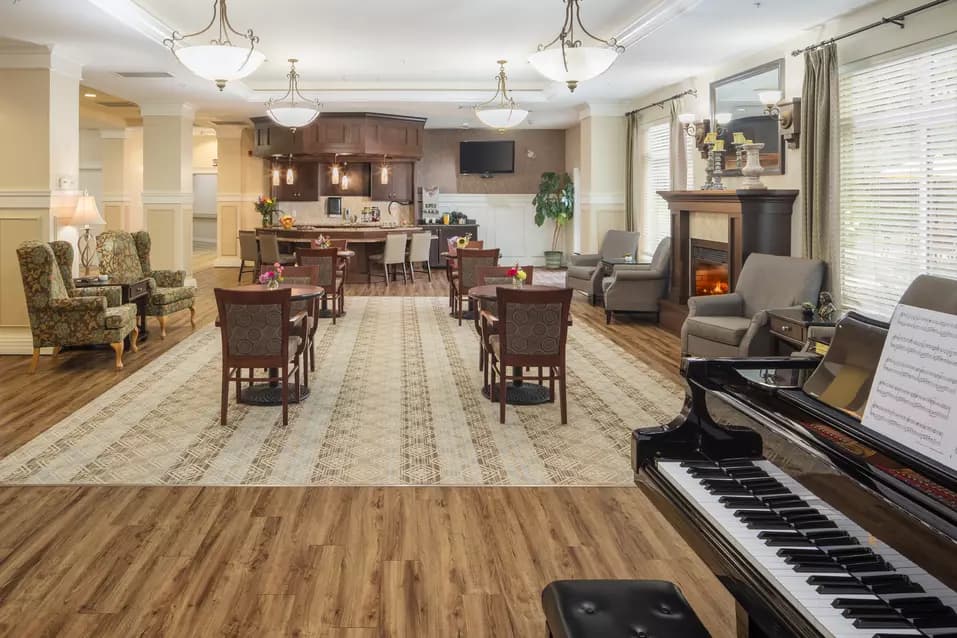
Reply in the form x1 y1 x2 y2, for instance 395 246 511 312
460 140 515 175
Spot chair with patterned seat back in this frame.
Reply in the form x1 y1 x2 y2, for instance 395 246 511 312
96 230 196 338
453 248 500 326
17 240 139 372
296 248 343 325
49 240 125 309
260 265 320 382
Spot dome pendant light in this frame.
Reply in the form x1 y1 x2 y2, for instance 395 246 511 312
164 0 265 91
265 58 321 131
474 60 529 132
529 0 625 92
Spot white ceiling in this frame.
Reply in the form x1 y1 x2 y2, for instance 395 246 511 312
0 0 878 128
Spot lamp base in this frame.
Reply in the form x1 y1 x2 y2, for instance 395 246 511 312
78 227 95 277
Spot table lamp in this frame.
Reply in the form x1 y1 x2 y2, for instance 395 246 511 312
71 193 105 276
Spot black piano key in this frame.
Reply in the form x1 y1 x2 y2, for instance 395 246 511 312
807 575 858 585
760 532 813 547
827 547 874 558
793 563 848 573
817 583 873 593
842 609 904 619
688 469 729 479
846 561 892 574
719 496 766 508
746 520 793 530
707 487 752 496
833 598 891 609
871 582 925 594
679 461 718 468
852 617 913 629
914 613 957 629
724 467 767 478
748 486 791 496
762 495 807 506
778 509 821 520
814 536 860 547
737 477 783 487
715 460 757 468
893 598 947 614
860 574 911 586
734 510 780 519
777 548 826 558
792 519 839 530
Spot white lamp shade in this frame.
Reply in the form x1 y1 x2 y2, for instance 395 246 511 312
715 112 733 125
528 46 619 87
71 195 105 226
174 44 265 82
267 104 320 129
341 173 351 190
380 165 389 185
475 106 529 130
678 112 696 125
331 164 340 185
757 89 783 106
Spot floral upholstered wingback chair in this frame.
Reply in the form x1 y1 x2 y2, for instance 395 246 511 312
96 230 196 338
17 240 139 373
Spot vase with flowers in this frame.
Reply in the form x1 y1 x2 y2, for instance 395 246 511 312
455 233 472 250
507 265 527 288
255 195 277 228
259 263 284 290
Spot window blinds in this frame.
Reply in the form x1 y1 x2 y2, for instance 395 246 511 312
639 121 696 259
839 39 957 319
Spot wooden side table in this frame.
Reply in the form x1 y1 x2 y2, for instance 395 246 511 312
74 276 151 343
767 307 836 354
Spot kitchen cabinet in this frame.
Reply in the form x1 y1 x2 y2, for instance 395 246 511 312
311 116 365 155
319 162 370 197
365 116 424 158
253 119 301 157
253 113 426 159
277 161 319 201
371 161 414 203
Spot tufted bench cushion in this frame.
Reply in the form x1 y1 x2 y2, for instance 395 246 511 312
541 580 710 638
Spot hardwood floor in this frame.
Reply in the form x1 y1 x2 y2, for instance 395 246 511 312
0 254 728 637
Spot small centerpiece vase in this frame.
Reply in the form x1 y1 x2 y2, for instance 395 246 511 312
513 277 523 288
740 142 767 190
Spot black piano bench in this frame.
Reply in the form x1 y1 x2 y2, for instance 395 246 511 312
541 580 711 638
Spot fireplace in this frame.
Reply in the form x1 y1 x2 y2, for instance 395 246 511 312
691 239 730 296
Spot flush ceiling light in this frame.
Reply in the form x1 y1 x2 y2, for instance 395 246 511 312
164 0 265 91
529 0 625 92
266 58 321 131
474 60 529 131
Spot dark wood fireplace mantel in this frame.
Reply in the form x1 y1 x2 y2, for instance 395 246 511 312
657 189 798 334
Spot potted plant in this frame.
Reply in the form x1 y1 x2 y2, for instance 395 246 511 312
533 171 574 269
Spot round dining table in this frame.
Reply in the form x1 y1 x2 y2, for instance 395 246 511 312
224 283 325 406
467 284 569 406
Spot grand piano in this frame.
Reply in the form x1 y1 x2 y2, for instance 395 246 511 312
633 275 957 638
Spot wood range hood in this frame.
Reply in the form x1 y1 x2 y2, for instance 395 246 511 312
252 112 427 161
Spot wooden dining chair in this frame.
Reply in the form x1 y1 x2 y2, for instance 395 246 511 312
446 240 484 308
474 266 536 378
486 287 573 424
237 231 259 283
295 248 344 325
261 265 319 379
328 239 349 250
214 287 307 427
453 248 500 325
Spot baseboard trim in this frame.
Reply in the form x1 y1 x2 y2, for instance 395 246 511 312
214 256 241 268
0 328 38 355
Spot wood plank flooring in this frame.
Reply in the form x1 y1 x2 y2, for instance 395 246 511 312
0 253 730 637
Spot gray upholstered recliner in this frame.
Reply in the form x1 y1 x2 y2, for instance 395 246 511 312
566 230 640 303
682 253 826 358
602 237 671 324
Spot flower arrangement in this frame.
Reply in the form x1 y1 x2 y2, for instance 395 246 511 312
255 196 277 228
455 233 472 249
313 234 331 248
259 262 284 289
507 265 527 287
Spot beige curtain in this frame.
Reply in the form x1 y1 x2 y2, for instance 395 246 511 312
670 100 689 190
801 43 838 262
624 111 639 232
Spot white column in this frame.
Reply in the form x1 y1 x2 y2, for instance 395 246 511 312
577 103 627 253
141 103 194 274
0 45 81 354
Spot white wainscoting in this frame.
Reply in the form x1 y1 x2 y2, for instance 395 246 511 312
438 194 550 266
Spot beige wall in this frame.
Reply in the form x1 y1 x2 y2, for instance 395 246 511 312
192 134 218 172
626 0 957 257
0 69 51 190
418 129 565 195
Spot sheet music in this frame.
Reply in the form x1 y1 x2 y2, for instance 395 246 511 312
862 304 957 472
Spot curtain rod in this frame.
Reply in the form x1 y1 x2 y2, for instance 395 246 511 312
626 88 697 117
791 0 952 57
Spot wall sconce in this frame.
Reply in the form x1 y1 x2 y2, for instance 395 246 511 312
758 90 802 149
679 113 712 158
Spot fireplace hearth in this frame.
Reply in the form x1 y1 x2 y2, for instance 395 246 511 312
691 239 730 296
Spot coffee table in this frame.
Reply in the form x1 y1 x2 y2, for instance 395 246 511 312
224 283 325 406
468 284 570 406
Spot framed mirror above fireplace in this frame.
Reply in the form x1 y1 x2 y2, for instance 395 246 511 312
710 59 785 176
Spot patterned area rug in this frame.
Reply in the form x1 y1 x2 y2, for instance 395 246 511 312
0 297 682 486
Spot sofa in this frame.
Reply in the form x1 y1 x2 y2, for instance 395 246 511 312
681 253 826 358
601 237 671 323
96 230 196 338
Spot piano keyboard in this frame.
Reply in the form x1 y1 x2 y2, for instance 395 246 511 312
657 459 957 638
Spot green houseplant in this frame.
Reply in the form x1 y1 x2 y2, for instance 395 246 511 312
533 171 574 269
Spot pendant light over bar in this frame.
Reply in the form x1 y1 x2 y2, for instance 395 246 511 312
266 58 321 131
164 0 264 91
474 60 529 131
529 0 625 92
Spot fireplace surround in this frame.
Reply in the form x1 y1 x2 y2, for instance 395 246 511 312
691 239 730 296
656 189 798 334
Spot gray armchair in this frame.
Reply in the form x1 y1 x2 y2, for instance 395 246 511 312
566 230 640 304
602 237 671 324
682 253 826 359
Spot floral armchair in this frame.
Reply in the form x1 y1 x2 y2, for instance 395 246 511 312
96 230 196 338
49 241 124 308
17 240 139 373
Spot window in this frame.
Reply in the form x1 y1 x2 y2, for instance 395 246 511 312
839 38 957 319
639 122 695 260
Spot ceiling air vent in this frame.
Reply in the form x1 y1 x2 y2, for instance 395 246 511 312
98 101 137 108
115 71 174 79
